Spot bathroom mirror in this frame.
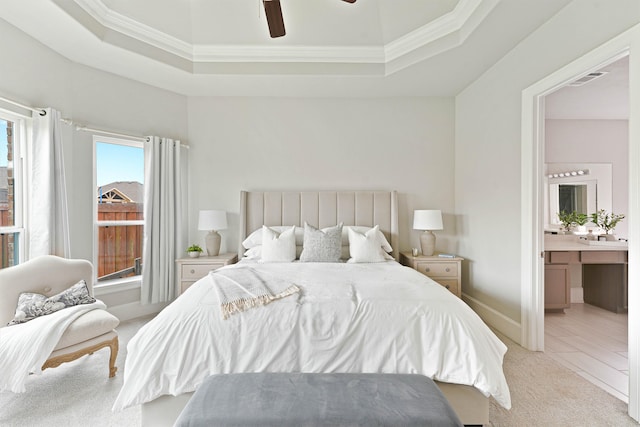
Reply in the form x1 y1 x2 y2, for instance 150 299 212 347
544 163 612 230
558 183 588 213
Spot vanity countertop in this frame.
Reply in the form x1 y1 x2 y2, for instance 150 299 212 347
545 235 628 251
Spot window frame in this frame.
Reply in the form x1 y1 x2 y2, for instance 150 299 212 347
0 110 27 269
92 135 145 290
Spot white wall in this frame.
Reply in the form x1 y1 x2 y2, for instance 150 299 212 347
0 19 188 312
187 97 456 255
1 17 456 310
455 0 640 329
545 119 629 238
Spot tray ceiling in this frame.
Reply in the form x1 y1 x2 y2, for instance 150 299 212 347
0 0 574 96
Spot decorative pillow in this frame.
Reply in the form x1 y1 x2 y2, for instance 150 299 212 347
242 246 262 260
243 245 303 260
261 225 297 262
341 226 393 253
300 223 343 262
7 280 96 326
242 226 304 249
348 225 394 263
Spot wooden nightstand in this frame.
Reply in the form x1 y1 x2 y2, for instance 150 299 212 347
399 252 463 298
176 253 238 295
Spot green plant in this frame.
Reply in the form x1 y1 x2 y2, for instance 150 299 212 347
557 211 575 232
557 211 590 231
590 209 625 234
186 244 203 253
573 213 589 226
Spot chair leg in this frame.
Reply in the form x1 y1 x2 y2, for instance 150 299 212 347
109 336 119 378
43 335 120 378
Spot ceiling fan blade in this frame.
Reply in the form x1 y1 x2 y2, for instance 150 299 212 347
263 0 285 38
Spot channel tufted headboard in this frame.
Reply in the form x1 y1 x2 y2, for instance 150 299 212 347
239 190 399 260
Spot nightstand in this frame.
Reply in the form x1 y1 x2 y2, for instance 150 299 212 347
176 253 238 295
399 252 463 298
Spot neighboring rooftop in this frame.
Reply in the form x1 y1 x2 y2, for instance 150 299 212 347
98 181 143 204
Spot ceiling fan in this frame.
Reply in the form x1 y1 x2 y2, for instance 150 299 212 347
263 0 356 38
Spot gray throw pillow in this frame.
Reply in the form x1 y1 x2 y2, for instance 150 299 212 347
7 280 96 326
300 223 343 262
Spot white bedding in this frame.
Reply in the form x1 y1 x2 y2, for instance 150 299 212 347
113 261 511 410
0 300 107 393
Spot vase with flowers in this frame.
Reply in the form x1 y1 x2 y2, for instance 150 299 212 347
590 209 625 241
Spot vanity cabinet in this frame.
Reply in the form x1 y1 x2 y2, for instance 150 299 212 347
544 264 571 311
544 249 627 313
544 251 576 312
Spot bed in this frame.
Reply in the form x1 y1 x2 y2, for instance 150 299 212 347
114 190 510 425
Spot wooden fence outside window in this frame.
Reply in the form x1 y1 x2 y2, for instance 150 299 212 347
97 203 143 281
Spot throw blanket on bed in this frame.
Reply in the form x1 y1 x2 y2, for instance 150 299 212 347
210 267 300 319
0 300 106 393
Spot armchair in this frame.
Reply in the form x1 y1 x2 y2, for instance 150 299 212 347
0 256 120 378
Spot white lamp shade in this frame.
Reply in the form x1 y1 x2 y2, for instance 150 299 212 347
413 210 443 231
198 210 227 231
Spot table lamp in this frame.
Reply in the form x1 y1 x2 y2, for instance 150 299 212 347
198 210 228 256
413 210 443 256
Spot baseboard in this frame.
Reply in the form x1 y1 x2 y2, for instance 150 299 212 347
462 293 521 345
571 287 584 303
107 300 167 322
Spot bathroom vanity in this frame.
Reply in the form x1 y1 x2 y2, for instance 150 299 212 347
544 236 628 313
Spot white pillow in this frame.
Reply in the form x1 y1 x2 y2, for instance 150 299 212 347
243 245 303 260
242 226 304 249
347 225 394 263
242 246 262 260
341 226 393 253
261 225 296 262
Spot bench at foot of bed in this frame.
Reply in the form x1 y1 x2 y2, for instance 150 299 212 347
174 373 463 427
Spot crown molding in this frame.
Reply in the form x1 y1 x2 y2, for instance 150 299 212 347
385 0 499 62
192 45 385 63
74 0 194 59
71 0 500 73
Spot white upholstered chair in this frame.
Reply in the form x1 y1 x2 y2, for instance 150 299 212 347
0 255 120 377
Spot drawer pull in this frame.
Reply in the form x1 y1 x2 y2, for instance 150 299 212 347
424 268 430 272
190 269 195 274
445 268 450 272
445 285 450 289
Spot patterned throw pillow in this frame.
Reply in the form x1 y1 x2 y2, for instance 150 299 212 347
7 280 96 326
299 222 343 262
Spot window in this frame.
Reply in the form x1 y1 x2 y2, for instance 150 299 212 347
94 136 144 284
0 113 25 270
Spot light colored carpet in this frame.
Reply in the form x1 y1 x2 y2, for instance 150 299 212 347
0 316 149 427
1 317 637 426
490 332 636 426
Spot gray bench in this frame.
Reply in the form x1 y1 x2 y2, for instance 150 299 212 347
174 373 463 427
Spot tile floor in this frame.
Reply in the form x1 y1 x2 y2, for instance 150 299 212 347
545 303 628 402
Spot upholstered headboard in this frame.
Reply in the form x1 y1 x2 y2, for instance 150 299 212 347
239 191 399 260
0 255 93 326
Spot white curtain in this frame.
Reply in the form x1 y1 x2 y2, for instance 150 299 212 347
29 108 70 258
141 136 187 304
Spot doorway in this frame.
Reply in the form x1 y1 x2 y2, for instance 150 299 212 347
541 56 630 401
520 28 640 422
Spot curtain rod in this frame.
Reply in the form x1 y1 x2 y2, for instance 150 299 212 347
0 95 46 116
60 118 189 148
0 97 189 147
61 118 149 142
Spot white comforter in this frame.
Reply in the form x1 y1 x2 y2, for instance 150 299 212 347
113 261 511 410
